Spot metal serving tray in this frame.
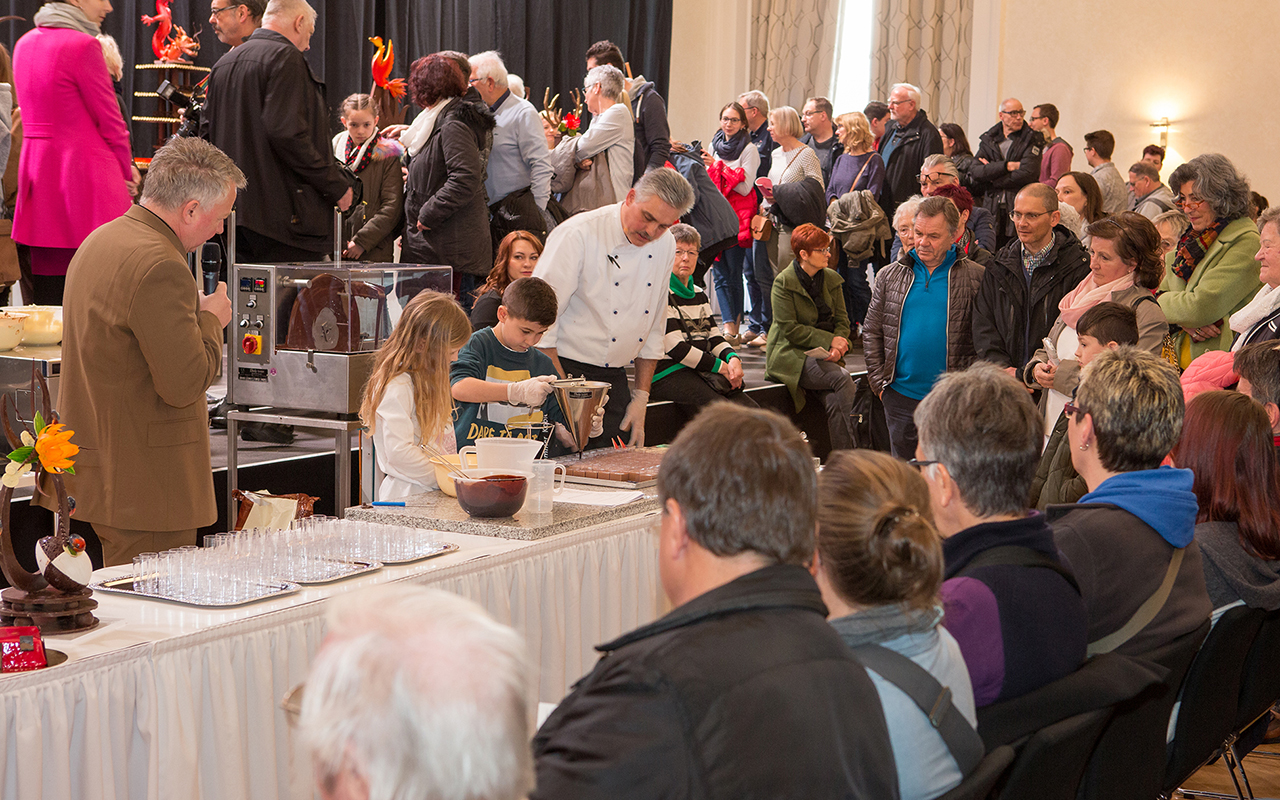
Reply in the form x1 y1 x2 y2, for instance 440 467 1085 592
92 577 301 608
280 559 382 586
376 541 459 566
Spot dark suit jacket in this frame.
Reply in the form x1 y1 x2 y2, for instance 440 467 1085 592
40 206 222 531
203 28 348 253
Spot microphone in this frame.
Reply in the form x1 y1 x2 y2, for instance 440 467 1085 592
200 241 222 295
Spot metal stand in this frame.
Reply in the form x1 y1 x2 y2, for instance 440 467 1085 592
225 409 364 524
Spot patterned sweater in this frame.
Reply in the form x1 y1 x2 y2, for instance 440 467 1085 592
654 274 738 382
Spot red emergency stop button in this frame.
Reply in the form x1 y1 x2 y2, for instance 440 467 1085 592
242 334 262 355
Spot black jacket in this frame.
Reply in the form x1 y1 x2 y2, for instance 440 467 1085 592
401 96 496 276
876 109 944 215
531 564 901 800
967 122 1043 240
671 150 738 249
202 29 349 253
630 80 671 179
971 226 1091 370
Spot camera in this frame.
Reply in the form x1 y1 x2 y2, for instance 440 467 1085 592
156 79 204 138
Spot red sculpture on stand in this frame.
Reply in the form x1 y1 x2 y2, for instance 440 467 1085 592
142 0 201 63
0 371 97 634
369 36 406 127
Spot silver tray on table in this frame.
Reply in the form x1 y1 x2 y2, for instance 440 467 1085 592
283 559 383 585
91 577 301 608
377 540 459 566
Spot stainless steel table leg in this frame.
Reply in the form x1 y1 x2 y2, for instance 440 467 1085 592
335 427 351 519
226 419 239 531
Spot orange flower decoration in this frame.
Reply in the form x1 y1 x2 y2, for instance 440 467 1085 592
34 423 78 473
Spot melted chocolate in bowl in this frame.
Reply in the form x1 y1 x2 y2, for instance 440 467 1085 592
455 473 529 517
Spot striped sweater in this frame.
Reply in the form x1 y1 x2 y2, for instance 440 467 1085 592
654 274 738 382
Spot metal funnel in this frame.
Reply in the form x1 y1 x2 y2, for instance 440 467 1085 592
552 378 610 455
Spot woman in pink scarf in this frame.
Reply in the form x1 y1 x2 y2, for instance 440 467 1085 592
1022 212 1170 429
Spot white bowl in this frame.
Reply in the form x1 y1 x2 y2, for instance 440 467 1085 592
0 306 61 345
0 312 25 351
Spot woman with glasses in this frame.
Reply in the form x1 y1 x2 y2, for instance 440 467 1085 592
650 224 756 413
1051 347 1211 660
704 101 760 346
812 450 977 800
1157 154 1263 366
1023 212 1170 428
765 223 857 451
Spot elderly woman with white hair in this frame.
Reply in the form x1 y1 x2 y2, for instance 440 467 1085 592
1158 153 1262 366
301 584 533 800
564 64 634 209
1230 205 1280 348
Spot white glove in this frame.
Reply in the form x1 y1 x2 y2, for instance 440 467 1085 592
589 398 606 438
507 375 556 407
554 422 577 449
620 389 649 448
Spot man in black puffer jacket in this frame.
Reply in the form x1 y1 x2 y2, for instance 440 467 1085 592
532 404 900 800
967 98 1042 249
972 184 1091 374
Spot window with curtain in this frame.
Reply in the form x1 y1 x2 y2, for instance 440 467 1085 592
829 0 874 115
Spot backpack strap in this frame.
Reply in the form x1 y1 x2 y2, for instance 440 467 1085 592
1086 547 1186 656
958 544 1081 594
851 643 985 775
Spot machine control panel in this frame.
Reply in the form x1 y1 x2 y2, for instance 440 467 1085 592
234 267 272 365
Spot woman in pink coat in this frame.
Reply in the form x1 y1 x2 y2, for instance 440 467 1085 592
14 0 136 304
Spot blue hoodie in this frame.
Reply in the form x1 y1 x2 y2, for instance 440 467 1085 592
1078 467 1199 548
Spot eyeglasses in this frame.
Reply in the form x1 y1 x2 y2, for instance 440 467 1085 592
887 99 910 106
1063 401 1083 419
720 116 743 124
210 3 243 16
801 110 824 118
908 458 940 470
468 77 483 86
1000 109 1026 117
674 249 699 259
1010 210 1050 222
919 173 952 186
1174 194 1207 208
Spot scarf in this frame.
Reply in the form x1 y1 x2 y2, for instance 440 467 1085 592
828 603 944 648
1057 270 1135 328
711 128 750 162
1172 218 1228 282
401 97 452 158
337 130 380 174
1230 283 1280 344
34 3 101 36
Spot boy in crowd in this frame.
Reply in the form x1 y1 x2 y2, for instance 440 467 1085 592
451 277 596 450
1029 302 1140 508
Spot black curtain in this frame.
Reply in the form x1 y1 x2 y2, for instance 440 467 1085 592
1 0 671 157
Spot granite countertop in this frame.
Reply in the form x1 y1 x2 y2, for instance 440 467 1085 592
345 485 660 541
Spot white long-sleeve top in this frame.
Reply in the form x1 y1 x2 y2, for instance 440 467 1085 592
374 373 457 501
575 102 635 205
533 202 673 368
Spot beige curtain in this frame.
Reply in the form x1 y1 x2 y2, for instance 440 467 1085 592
871 0 973 126
750 0 841 113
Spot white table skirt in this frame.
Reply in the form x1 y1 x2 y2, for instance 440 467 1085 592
0 512 663 800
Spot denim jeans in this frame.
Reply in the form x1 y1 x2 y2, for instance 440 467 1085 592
749 238 773 332
712 245 749 327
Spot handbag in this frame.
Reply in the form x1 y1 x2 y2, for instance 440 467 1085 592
750 213 773 241
696 369 735 395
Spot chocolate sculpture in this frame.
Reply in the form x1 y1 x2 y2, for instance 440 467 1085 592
0 371 97 633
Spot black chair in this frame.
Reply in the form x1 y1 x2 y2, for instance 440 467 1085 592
996 707 1115 800
933 745 1016 800
1078 619 1212 800
1217 608 1280 799
1162 606 1266 797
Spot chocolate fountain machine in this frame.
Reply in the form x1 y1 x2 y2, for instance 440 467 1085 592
227 263 452 414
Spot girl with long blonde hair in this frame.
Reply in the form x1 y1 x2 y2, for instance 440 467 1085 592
360 291 472 500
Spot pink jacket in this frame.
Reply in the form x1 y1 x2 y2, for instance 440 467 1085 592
13 26 132 252
1180 349 1237 402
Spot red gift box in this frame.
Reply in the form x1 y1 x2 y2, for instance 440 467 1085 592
0 626 48 672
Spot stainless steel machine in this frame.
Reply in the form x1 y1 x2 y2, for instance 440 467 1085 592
0 345 60 435
227 263 452 415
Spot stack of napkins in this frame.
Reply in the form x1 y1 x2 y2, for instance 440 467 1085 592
556 488 643 507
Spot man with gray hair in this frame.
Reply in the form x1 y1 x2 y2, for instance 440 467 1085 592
969 98 1042 249
47 138 241 564
301 585 533 800
534 168 695 448
202 0 353 262
914 362 1088 706
877 82 944 218
470 50 553 246
1127 160 1174 220
863 195 985 457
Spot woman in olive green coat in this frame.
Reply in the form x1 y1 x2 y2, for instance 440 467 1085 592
766 223 857 450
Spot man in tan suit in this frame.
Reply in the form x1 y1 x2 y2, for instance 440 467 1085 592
44 138 241 565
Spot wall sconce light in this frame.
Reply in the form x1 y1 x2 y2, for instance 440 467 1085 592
1150 117 1170 148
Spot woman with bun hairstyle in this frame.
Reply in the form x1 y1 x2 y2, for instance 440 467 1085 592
813 449 977 800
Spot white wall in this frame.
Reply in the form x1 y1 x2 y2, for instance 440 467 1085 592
989 0 1280 194
666 0 751 147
